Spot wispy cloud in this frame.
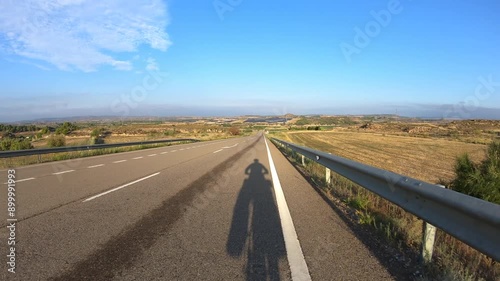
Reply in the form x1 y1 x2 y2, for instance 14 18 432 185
146 57 159 71
0 0 171 72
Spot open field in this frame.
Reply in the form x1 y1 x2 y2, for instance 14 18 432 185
271 128 499 280
275 131 487 184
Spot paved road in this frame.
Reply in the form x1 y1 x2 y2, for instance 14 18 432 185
0 134 405 280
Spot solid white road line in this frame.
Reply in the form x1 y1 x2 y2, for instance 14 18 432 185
264 138 311 281
87 164 104 169
83 172 160 202
213 149 223 153
132 156 143 160
113 160 127 163
53 170 75 175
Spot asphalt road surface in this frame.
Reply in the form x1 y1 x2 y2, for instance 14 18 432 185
0 133 406 280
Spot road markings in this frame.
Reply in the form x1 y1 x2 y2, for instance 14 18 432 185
53 170 75 175
160 152 168 154
17 177 36 182
222 143 238 149
171 150 177 152
132 156 143 160
87 164 104 169
148 154 157 157
264 138 311 281
3 177 36 184
83 172 160 202
113 160 127 163
213 142 239 154
179 148 185 151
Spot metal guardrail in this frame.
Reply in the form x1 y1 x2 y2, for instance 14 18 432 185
0 138 198 158
271 138 500 261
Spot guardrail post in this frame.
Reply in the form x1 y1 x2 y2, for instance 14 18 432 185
325 167 331 185
325 152 332 185
421 184 446 263
301 155 305 166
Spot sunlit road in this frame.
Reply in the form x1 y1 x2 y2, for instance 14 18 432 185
1 134 404 280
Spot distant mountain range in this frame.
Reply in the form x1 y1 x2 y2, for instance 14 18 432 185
4 114 421 125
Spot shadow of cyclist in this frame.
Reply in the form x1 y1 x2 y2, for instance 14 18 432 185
226 159 286 281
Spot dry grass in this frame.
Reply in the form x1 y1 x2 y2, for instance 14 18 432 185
283 131 486 184
273 131 498 281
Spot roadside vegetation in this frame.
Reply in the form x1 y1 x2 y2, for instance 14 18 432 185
451 141 500 204
269 126 499 280
0 120 258 168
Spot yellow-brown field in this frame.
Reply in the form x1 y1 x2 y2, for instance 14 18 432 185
279 131 487 184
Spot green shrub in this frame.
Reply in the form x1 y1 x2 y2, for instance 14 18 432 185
40 126 51 135
47 134 66 147
0 138 33 151
451 141 500 204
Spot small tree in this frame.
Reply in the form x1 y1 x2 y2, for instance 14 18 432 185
451 141 500 204
55 122 78 135
41 126 51 135
47 134 66 147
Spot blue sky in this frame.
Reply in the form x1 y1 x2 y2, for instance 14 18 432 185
1 0 499 122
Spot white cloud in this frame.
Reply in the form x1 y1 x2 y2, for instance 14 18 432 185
146 57 159 71
111 60 133 71
0 0 171 72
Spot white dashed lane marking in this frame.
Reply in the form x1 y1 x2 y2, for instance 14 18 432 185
17 177 36 182
113 160 127 164
83 172 160 202
53 170 75 175
87 164 104 169
3 177 36 184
